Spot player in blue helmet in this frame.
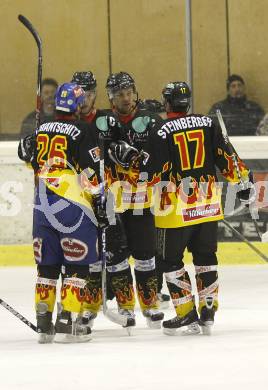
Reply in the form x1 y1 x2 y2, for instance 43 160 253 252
17 81 110 344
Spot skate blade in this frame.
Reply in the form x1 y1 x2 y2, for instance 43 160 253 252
38 333 55 344
201 323 213 335
163 322 200 336
181 322 200 335
54 333 92 343
126 326 134 336
146 318 162 329
163 327 177 336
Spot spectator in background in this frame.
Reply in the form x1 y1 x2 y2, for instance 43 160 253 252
208 74 264 136
20 78 58 137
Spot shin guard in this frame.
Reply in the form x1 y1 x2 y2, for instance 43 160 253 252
107 259 135 310
83 271 102 314
134 257 158 311
165 267 194 317
35 277 57 313
195 265 219 314
60 277 87 314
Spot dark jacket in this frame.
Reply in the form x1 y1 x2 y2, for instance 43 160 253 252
208 95 264 136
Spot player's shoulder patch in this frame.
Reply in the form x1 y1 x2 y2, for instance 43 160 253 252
88 146 100 162
132 115 151 133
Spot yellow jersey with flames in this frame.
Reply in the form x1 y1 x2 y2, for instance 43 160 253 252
105 108 162 212
30 118 100 209
146 113 250 228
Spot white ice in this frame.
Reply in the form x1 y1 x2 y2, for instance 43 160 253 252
1 265 268 390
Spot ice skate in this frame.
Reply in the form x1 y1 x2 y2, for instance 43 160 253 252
162 307 200 336
142 308 164 329
79 310 97 330
54 304 92 343
199 297 216 335
118 308 136 335
36 302 55 344
157 292 170 309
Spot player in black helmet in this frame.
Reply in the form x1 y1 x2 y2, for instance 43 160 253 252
71 71 97 122
162 81 191 112
71 71 136 330
105 71 165 328
71 71 97 90
146 81 254 335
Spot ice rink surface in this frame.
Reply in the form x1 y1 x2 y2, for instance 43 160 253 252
1 265 268 390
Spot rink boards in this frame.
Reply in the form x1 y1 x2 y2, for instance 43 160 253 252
0 242 267 266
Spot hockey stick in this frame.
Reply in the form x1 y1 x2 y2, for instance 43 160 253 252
0 298 37 332
221 220 268 263
216 109 266 241
18 14 42 129
99 134 127 326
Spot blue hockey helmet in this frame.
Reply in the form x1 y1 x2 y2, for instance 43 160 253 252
55 82 86 113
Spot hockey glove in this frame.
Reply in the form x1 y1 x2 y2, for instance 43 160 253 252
236 171 256 205
92 194 109 229
18 134 36 163
108 141 141 170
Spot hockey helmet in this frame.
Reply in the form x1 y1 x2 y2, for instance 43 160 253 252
55 82 85 113
162 81 191 112
71 71 97 91
106 72 136 98
139 99 165 113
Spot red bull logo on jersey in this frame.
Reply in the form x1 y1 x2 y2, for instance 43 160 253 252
33 237 42 263
182 202 221 222
60 238 88 261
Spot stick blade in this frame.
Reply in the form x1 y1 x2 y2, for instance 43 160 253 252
18 14 42 47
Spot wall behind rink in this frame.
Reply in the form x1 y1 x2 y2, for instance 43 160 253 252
0 142 33 244
1 0 268 136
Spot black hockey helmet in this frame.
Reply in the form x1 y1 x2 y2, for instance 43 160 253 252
162 81 191 112
71 71 97 91
106 71 136 98
139 99 165 113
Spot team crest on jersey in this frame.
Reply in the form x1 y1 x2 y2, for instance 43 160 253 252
61 238 88 261
89 147 100 162
33 237 42 263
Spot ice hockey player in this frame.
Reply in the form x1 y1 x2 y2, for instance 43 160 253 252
105 71 164 328
137 98 170 305
18 82 109 343
71 71 136 329
146 81 255 335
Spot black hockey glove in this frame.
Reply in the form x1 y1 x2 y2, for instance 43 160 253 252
108 141 141 169
92 194 109 229
18 134 36 163
236 171 256 206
